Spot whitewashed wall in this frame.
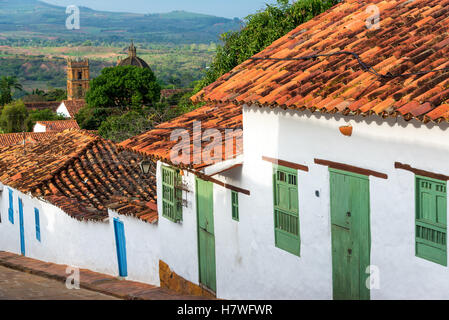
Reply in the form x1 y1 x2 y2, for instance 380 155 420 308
0 186 117 277
158 103 449 300
157 161 201 287
33 123 47 133
0 185 161 286
108 210 160 286
238 104 449 300
56 102 71 118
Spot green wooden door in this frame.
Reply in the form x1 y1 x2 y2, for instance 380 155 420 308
196 178 217 293
330 169 370 300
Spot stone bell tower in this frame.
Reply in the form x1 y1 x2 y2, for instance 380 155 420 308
67 58 90 100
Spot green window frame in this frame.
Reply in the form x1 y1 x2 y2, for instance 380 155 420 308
273 164 300 256
415 175 447 266
231 191 239 221
161 165 182 222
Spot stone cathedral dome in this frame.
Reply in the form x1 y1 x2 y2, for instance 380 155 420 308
117 41 150 69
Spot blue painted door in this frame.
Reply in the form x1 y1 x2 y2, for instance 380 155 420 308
18 198 25 256
113 218 127 277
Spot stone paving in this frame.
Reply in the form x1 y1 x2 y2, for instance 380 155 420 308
0 251 208 300
0 265 119 300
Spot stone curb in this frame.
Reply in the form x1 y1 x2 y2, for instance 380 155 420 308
0 252 207 300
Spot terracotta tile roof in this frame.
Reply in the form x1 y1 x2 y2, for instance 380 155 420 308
0 132 59 147
0 130 157 223
160 89 192 99
24 101 61 112
120 102 242 170
61 99 86 118
35 120 80 132
193 0 449 123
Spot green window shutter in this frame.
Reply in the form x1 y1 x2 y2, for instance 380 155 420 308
231 191 239 221
415 176 447 266
162 166 182 222
273 165 300 256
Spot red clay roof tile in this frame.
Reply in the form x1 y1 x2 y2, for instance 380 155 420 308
0 130 157 223
35 120 79 132
193 0 449 124
119 103 242 170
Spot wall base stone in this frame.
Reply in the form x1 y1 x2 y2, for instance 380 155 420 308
159 260 215 298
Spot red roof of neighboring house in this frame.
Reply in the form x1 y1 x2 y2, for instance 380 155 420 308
120 102 242 170
0 129 157 223
60 99 86 118
193 0 449 123
0 132 59 147
35 120 80 132
160 88 192 99
24 101 61 112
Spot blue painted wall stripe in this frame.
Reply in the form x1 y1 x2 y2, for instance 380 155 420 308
113 218 127 277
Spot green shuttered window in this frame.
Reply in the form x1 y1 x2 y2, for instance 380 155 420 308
273 165 300 256
162 166 182 222
231 191 239 221
415 176 447 266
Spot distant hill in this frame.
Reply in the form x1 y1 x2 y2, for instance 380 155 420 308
0 0 242 45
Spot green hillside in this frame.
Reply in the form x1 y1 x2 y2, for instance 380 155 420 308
0 0 242 45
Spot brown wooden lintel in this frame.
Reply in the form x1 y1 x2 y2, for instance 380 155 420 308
314 158 388 179
262 156 309 172
394 162 449 181
190 169 250 196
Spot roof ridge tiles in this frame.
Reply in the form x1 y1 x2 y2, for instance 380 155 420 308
191 0 449 124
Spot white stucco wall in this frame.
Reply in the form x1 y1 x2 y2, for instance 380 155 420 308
157 103 449 300
33 123 46 133
108 210 160 286
157 161 201 287
0 185 161 286
0 186 118 278
239 105 449 300
56 102 71 118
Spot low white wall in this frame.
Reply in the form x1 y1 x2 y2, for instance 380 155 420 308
0 186 117 277
108 210 160 286
0 186 161 286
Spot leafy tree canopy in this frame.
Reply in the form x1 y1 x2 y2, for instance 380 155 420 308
0 100 28 133
195 0 340 91
78 65 161 130
98 111 156 143
86 66 161 110
0 76 23 106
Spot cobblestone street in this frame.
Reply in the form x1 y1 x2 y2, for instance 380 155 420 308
0 265 119 300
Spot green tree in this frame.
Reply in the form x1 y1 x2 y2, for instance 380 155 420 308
78 65 161 130
0 100 29 133
0 76 23 106
45 88 67 101
98 111 156 143
196 0 339 91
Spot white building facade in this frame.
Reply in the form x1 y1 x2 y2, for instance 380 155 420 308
156 103 449 300
0 184 161 287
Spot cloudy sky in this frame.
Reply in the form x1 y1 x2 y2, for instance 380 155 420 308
42 0 279 19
